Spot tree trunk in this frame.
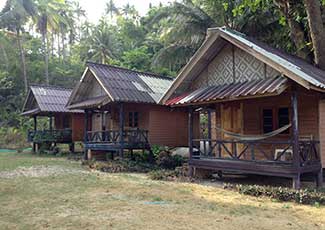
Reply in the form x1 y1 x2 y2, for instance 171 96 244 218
16 29 28 93
61 30 66 62
42 30 49 85
274 0 311 61
304 0 325 69
57 33 61 62
0 43 9 72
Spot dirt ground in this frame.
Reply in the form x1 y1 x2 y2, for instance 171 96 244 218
0 152 324 230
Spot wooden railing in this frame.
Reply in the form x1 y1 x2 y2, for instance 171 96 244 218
191 139 320 166
86 129 149 146
28 129 72 143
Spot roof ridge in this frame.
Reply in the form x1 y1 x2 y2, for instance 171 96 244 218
30 84 73 91
86 61 174 80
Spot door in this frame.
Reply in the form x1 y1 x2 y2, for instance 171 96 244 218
220 102 243 158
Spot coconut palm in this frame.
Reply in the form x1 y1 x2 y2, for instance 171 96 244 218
0 0 36 93
34 0 65 85
106 0 119 19
87 19 119 64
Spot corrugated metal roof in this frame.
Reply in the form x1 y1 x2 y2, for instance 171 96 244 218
87 62 173 104
22 85 83 115
166 76 288 106
67 95 108 110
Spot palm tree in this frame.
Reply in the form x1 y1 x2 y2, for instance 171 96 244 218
0 0 36 93
34 0 65 85
149 0 280 71
88 19 119 64
149 0 216 71
106 0 119 19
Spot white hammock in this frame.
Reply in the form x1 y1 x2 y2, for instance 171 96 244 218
216 124 291 141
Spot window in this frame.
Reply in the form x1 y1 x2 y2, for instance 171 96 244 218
262 107 289 134
263 109 273 133
128 112 139 127
63 115 71 129
278 108 289 134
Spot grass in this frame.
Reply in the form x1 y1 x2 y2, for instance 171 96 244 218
0 152 324 230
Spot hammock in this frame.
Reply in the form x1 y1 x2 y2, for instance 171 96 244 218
216 124 291 141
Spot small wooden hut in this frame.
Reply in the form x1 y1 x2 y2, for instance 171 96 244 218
66 62 188 160
160 27 325 189
22 85 84 152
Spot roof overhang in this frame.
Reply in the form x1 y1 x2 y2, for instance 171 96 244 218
166 76 289 107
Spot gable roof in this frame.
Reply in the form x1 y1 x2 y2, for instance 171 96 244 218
160 27 325 104
67 62 174 109
22 85 83 116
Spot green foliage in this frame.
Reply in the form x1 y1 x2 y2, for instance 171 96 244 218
223 183 325 206
156 149 185 169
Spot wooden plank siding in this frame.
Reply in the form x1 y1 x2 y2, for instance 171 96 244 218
148 106 189 147
89 103 189 148
319 100 325 167
72 114 84 141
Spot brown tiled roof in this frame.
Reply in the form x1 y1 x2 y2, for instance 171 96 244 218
86 62 173 104
22 85 83 115
166 76 288 106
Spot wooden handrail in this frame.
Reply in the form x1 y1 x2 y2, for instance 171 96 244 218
191 138 320 166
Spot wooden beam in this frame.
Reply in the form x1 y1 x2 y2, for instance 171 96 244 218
84 109 89 160
188 107 194 176
49 115 53 131
33 115 37 152
119 103 124 158
291 84 301 189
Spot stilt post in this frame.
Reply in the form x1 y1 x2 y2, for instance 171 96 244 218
291 84 301 189
188 107 194 176
33 115 37 152
84 109 89 160
119 103 124 158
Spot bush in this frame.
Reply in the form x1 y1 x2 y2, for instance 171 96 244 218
149 165 192 182
223 183 325 205
0 127 29 150
156 150 184 169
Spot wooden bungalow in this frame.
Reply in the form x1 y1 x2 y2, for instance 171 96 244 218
160 27 325 189
66 62 188 160
22 85 84 152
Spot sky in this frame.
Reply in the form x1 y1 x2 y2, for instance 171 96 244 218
0 0 173 23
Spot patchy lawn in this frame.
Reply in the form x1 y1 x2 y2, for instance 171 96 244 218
0 152 324 230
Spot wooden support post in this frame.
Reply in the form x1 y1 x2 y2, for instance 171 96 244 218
49 115 53 131
188 107 194 177
207 108 212 154
84 109 89 160
33 116 37 152
316 169 323 188
291 85 301 189
119 103 124 158
101 111 106 141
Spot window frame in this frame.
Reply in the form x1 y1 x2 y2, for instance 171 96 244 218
260 106 291 135
128 111 139 128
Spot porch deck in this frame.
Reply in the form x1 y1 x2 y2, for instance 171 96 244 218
84 129 151 152
28 129 72 144
190 138 322 185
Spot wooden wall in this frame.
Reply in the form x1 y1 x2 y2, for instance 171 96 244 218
148 106 189 147
89 103 189 148
319 100 325 168
72 114 84 141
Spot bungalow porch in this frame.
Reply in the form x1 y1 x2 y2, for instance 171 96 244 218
21 85 84 152
66 62 188 160
167 79 323 189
